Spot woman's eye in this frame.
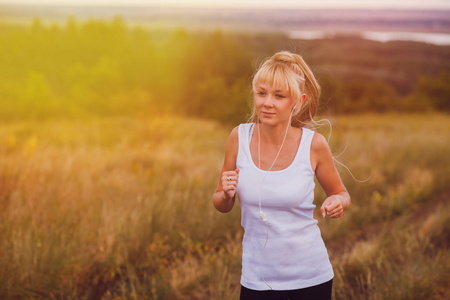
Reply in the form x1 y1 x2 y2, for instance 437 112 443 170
257 91 266 96
275 94 285 98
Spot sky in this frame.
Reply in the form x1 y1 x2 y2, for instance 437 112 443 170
0 0 450 10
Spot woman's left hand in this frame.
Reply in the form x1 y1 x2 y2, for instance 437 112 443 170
320 195 346 218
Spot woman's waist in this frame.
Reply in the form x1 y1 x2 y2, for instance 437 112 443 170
242 228 329 266
242 218 320 240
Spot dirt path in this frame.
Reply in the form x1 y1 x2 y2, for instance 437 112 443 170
326 189 450 258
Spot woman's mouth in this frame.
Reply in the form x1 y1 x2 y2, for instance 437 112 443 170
261 111 275 117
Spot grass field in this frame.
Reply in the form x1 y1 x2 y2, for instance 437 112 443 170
0 113 449 299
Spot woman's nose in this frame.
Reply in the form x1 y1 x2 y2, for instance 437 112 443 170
264 95 274 107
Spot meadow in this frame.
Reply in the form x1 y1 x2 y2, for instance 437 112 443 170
0 113 449 300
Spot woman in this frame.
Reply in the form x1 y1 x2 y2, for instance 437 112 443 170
212 51 350 300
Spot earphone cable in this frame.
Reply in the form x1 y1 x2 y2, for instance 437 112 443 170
257 110 294 290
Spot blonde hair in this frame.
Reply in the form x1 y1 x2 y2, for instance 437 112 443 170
249 51 320 128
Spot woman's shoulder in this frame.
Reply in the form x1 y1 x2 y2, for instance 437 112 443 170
310 131 330 153
230 123 255 137
226 125 241 148
237 123 255 130
229 126 239 139
309 131 333 169
226 123 255 152
223 126 241 161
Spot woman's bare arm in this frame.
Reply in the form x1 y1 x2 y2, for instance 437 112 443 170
311 133 351 218
213 127 240 213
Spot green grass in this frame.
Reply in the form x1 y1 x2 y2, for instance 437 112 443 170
0 113 448 299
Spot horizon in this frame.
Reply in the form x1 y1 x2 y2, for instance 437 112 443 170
1 0 450 10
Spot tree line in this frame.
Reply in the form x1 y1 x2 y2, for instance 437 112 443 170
0 16 449 123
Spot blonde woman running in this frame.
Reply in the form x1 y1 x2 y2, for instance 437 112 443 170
213 51 351 300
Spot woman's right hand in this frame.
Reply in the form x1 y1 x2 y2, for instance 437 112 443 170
221 168 240 199
213 127 239 213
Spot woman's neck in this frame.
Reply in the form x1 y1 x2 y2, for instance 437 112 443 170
258 121 292 146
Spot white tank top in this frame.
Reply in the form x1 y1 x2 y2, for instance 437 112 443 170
236 123 334 290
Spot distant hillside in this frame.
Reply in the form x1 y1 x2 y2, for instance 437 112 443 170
1 5 450 33
0 17 449 120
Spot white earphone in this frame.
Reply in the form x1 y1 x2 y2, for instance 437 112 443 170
256 104 297 290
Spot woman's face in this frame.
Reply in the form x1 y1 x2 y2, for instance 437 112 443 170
254 82 296 126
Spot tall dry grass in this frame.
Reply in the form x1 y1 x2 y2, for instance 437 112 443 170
0 113 448 299
0 117 241 299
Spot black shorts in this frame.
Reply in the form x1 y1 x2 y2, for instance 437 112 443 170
240 279 333 300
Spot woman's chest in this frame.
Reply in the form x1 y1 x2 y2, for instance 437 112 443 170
249 135 302 171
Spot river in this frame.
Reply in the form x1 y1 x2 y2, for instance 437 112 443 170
288 30 450 46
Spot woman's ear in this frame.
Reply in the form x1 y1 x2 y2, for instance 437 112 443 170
292 94 307 113
300 93 307 105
